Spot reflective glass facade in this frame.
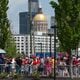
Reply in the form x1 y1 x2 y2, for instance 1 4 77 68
19 12 35 34
28 0 39 13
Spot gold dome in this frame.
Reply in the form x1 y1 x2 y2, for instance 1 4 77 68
33 13 47 21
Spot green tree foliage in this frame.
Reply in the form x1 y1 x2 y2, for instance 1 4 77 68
5 31 18 58
0 0 9 49
50 0 80 53
0 0 17 57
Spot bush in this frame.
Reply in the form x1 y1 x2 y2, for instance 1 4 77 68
0 72 8 79
8 72 22 79
32 72 40 80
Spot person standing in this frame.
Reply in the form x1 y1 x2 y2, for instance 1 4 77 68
11 58 16 73
16 57 22 73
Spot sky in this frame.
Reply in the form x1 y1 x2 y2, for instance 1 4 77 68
8 0 55 34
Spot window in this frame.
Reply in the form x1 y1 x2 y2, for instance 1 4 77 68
21 46 24 47
21 39 24 41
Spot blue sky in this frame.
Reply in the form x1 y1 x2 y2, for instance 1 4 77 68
8 0 55 34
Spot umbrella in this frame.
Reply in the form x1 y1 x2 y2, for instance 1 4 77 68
0 49 6 54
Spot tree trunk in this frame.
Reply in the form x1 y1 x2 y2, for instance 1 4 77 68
66 49 72 78
67 49 71 64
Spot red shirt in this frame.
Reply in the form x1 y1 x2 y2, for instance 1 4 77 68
73 59 78 66
24 59 29 64
22 59 25 65
33 60 37 65
37 59 41 64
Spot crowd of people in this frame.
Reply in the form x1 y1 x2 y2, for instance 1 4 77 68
0 56 54 76
0 53 80 77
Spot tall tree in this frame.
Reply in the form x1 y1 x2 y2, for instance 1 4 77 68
50 0 80 55
0 0 17 57
0 0 10 49
5 30 18 58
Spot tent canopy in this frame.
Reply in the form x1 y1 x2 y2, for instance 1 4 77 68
0 49 6 54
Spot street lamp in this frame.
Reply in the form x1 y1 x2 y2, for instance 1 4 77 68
51 23 57 80
50 15 57 79
53 25 57 80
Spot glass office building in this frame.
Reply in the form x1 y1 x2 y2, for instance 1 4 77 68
28 0 39 13
19 0 39 34
19 12 35 34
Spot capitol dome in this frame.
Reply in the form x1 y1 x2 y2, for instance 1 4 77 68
33 13 47 22
33 7 48 34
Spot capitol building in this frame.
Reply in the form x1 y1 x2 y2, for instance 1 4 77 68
13 7 59 57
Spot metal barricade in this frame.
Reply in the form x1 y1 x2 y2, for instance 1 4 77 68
0 64 80 78
56 65 80 78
